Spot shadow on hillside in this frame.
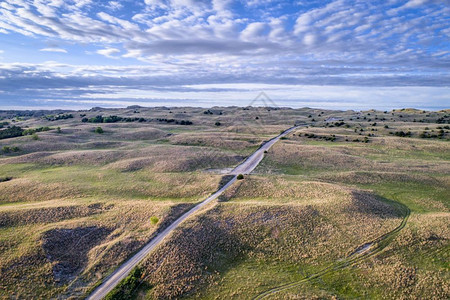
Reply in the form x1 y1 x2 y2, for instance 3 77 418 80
349 191 403 219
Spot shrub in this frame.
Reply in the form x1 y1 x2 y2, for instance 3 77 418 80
105 267 143 300
215 121 221 126
179 120 192 125
31 133 39 140
95 127 104 134
90 115 104 123
237 174 244 180
2 146 20 153
44 114 73 121
57 127 62 133
157 118 192 125
0 126 24 140
2 146 11 153
393 131 412 137
150 216 159 225
23 126 52 136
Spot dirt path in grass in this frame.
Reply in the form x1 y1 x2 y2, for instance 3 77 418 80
254 200 411 299
86 125 302 300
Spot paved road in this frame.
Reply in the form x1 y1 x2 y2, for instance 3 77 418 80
87 125 301 300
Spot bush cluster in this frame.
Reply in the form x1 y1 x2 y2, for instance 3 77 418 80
156 118 193 125
419 129 446 139
82 115 147 123
23 126 52 136
304 133 336 141
390 131 412 137
1 146 20 153
44 114 73 121
0 126 24 139
105 267 144 300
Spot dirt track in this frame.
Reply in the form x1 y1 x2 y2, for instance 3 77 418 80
87 125 301 300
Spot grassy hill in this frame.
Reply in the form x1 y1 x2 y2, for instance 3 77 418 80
0 107 448 299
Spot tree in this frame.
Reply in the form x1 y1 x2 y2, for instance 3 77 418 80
95 127 104 134
150 216 159 225
237 174 244 180
215 121 221 126
0 126 24 140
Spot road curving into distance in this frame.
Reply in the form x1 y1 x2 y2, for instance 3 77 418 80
87 125 302 300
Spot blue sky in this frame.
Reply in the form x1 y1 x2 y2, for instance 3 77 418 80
0 0 449 110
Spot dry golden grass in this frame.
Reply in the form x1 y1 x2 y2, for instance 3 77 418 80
260 136 450 174
353 213 450 300
0 199 195 299
0 107 448 299
137 177 402 299
169 131 260 151
0 177 83 204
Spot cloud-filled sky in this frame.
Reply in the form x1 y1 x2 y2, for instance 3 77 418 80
0 0 449 110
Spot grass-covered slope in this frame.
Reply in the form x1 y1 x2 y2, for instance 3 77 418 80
0 107 448 299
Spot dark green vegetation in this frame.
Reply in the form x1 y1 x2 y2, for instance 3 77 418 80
105 267 145 300
0 107 448 299
82 115 146 123
150 216 159 225
0 125 23 139
0 125 53 140
44 114 73 121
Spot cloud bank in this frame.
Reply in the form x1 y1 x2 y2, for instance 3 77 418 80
0 0 449 109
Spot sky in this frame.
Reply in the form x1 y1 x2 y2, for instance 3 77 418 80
0 0 449 110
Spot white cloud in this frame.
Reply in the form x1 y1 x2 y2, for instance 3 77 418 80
303 33 317 46
107 1 123 11
0 0 448 110
404 0 429 8
240 22 268 41
96 47 121 58
39 47 67 53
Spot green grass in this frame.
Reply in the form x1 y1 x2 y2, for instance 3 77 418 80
1 108 448 299
0 163 219 203
190 257 322 299
179 127 449 299
358 181 449 213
